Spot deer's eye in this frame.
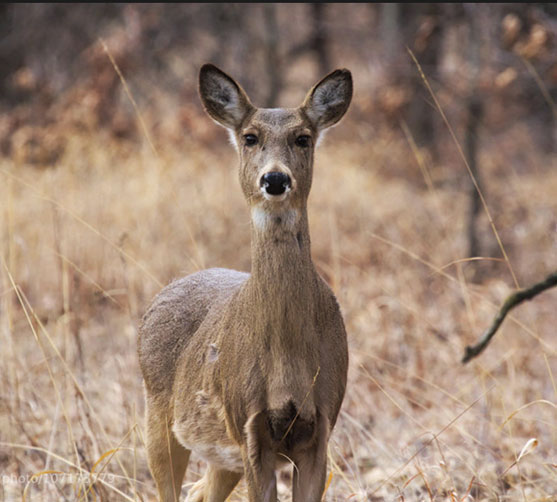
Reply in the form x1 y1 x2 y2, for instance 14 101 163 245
295 135 311 148
244 134 258 147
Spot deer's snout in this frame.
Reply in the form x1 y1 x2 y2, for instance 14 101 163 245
260 172 291 197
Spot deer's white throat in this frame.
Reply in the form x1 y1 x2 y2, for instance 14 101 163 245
251 206 299 233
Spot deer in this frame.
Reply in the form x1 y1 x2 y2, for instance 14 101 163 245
138 63 352 502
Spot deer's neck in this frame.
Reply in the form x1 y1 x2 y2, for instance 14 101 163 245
245 204 317 333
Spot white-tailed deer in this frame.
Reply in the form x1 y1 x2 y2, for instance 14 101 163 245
138 64 351 502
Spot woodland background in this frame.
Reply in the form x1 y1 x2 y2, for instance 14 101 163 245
1 4 556 501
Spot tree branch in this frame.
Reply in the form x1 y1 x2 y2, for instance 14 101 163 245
462 270 557 363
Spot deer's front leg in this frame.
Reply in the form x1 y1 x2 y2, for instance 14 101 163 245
242 412 277 502
292 413 330 502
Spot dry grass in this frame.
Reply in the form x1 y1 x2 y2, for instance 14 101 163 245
1 88 556 501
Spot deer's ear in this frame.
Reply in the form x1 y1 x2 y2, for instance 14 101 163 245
302 69 352 130
199 64 254 129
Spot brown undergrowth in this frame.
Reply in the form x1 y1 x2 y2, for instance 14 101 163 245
1 98 556 501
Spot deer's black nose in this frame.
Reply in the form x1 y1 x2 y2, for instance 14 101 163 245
260 172 291 196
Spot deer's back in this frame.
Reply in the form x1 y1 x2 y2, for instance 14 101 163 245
138 268 249 396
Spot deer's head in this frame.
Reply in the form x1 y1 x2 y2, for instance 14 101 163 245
199 64 352 222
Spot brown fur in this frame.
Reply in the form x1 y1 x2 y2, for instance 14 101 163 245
138 63 352 501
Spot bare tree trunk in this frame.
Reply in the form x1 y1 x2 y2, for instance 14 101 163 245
263 4 281 107
538 80 556 155
0 5 22 100
464 4 484 261
465 96 483 258
405 4 443 156
311 4 330 75
380 4 401 59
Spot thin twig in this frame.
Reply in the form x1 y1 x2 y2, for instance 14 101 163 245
463 271 557 363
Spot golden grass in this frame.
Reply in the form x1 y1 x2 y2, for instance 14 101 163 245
1 105 556 501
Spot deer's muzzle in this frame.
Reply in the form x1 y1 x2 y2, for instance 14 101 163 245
260 172 292 197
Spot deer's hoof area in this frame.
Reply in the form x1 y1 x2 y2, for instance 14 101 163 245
185 477 206 502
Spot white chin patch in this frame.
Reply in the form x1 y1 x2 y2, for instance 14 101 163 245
252 206 269 230
260 185 291 202
251 206 298 231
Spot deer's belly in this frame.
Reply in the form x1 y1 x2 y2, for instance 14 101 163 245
187 441 243 472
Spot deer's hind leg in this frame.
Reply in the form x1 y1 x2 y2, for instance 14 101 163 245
146 394 190 502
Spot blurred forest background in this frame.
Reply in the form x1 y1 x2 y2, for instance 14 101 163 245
1 3 556 501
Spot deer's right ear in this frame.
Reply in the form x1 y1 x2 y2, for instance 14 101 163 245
199 64 254 129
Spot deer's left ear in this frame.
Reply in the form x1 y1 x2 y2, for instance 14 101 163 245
301 69 352 131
